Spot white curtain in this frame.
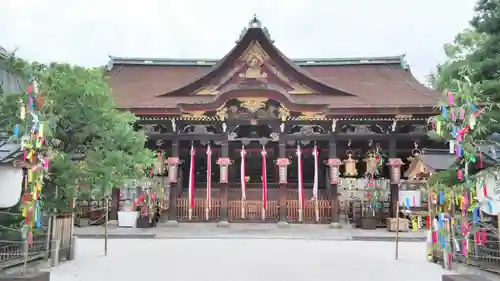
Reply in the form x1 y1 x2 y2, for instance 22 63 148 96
0 166 23 208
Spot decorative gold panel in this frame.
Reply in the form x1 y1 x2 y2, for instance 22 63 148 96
289 83 313 95
296 112 326 120
181 111 209 119
237 98 268 113
196 85 219 95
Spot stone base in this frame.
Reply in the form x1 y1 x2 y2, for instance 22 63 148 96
217 221 230 228
68 236 77 261
107 220 118 226
329 222 342 229
0 270 50 281
164 220 179 227
277 221 289 228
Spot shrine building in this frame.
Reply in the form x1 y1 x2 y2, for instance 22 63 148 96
107 17 444 227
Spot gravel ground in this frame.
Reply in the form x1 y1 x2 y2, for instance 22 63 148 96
50 239 446 281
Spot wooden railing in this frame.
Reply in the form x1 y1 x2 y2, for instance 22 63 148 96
176 198 220 221
227 200 279 222
287 200 331 223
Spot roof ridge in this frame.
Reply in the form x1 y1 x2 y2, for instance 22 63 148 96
108 54 405 67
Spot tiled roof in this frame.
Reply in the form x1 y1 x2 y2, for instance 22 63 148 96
107 21 439 112
0 139 20 164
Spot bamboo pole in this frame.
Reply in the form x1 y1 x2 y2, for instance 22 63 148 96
395 201 400 260
428 189 434 261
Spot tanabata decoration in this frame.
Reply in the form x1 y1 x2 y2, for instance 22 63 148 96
429 88 488 262
13 74 49 244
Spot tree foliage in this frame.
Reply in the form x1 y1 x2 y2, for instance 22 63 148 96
1 57 155 212
426 0 500 188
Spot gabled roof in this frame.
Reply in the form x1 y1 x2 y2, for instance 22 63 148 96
107 17 440 115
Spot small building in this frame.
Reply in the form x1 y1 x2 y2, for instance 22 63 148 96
0 45 23 95
0 138 23 208
108 17 444 225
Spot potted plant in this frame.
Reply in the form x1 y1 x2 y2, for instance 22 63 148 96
117 203 138 228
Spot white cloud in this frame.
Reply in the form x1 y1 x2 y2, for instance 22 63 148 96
0 0 477 81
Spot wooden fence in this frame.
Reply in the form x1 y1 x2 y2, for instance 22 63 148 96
228 200 279 222
287 200 331 223
50 215 73 260
176 198 221 221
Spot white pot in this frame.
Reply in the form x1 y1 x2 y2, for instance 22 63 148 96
118 211 138 228
0 166 23 208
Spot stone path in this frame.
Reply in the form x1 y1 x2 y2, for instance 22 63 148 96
74 223 427 241
49 238 445 281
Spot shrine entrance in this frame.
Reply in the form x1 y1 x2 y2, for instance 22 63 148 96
227 125 279 222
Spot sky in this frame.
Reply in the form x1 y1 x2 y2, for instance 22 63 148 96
0 0 478 83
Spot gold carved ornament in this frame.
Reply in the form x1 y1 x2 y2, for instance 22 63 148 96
289 83 313 95
237 98 268 113
215 106 228 121
296 112 326 121
180 110 209 120
278 106 290 122
342 141 358 177
240 43 268 79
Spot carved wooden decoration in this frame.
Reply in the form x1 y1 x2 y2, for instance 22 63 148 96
342 152 358 177
297 112 326 120
239 43 268 79
278 106 290 121
364 152 379 176
216 106 228 121
181 111 209 119
238 98 268 112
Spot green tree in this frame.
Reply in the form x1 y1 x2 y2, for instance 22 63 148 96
1 58 155 212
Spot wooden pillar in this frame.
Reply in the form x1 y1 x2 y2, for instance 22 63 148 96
217 139 230 224
109 188 120 221
167 139 179 222
277 138 289 224
388 137 402 218
328 136 341 226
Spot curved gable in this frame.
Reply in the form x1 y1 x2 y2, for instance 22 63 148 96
157 20 355 97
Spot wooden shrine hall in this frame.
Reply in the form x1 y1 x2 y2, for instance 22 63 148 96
107 16 444 226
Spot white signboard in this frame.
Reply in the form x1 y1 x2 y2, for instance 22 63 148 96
399 190 421 207
0 166 23 208
476 172 500 215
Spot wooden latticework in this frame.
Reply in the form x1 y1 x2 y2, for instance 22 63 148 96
176 198 221 221
228 200 278 222
286 200 331 223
